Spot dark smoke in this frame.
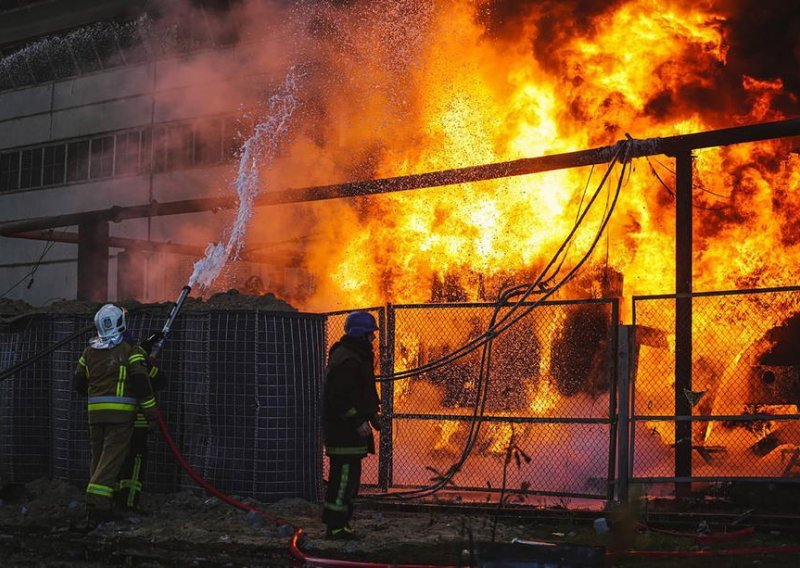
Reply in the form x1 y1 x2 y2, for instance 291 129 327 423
720 0 800 105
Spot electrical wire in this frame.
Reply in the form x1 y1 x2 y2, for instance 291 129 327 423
377 140 630 384
647 156 733 211
370 144 632 501
0 234 56 300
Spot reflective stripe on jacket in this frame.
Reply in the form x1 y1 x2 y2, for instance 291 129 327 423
75 342 156 424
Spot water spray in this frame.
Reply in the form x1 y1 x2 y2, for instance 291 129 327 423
149 285 192 361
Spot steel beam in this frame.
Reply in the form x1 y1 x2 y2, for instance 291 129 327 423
2 117 799 237
11 229 300 266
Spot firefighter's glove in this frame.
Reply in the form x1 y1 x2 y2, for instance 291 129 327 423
141 331 165 355
356 421 372 438
369 413 382 431
142 406 161 423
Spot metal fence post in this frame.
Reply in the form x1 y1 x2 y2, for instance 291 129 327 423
675 149 694 498
378 304 395 492
605 300 620 501
616 324 631 502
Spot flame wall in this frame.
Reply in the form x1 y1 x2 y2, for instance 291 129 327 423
152 1 800 313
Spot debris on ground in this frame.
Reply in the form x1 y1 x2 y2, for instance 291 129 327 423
2 478 800 567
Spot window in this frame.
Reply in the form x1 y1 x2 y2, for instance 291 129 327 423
66 141 89 182
153 123 193 172
42 145 65 186
0 112 239 193
0 151 20 192
90 136 114 179
19 148 42 189
194 117 223 165
139 127 152 173
114 131 141 175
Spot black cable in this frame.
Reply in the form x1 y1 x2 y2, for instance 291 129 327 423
0 323 95 383
0 305 161 383
378 141 629 383
0 235 56 300
370 149 631 501
650 156 733 202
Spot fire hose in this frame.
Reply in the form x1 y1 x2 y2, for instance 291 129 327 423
148 288 800 565
0 285 797 564
155 410 800 566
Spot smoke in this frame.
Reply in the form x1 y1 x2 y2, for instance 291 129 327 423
72 0 800 308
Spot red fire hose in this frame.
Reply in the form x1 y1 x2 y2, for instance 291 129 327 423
636 521 757 544
155 412 800 565
155 411 453 568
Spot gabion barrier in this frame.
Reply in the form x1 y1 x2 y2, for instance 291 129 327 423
0 315 52 483
1 309 325 504
631 287 800 484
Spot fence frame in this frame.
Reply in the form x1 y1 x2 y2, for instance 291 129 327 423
630 285 800 493
328 286 800 503
327 298 620 500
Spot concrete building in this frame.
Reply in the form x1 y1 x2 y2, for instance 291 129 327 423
0 0 289 305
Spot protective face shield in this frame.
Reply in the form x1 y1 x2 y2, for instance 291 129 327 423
94 304 128 340
344 311 379 338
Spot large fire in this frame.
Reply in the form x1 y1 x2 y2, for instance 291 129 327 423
241 0 800 491
243 0 800 315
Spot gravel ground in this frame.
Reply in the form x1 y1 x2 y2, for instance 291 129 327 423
2 477 800 567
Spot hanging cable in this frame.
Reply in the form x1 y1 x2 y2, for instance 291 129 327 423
377 140 630 384
370 147 631 501
0 233 56 299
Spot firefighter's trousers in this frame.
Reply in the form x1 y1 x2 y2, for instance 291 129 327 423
322 455 362 530
118 425 149 509
86 422 134 511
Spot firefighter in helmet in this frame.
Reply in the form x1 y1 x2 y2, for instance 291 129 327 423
73 304 159 525
321 311 381 540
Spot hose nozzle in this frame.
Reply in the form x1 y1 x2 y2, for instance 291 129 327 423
150 285 192 360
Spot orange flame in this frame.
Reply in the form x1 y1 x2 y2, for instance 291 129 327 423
245 0 798 315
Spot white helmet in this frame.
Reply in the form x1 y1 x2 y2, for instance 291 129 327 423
94 304 127 340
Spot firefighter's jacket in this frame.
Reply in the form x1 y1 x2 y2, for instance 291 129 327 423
322 335 380 457
73 341 157 424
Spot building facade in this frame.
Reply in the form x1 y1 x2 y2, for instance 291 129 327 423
0 0 287 305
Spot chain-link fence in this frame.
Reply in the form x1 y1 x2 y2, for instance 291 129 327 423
631 286 800 484
5 286 799 503
326 300 618 500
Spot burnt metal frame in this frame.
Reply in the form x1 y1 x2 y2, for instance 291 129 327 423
630 285 800 487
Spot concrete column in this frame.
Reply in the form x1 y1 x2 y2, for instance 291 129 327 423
77 220 109 301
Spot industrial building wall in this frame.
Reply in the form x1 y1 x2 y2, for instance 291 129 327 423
0 43 264 305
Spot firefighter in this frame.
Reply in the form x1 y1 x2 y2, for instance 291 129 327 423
73 304 159 526
116 331 166 513
321 311 381 540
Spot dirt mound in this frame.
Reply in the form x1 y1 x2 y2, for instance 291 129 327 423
0 290 297 318
182 289 297 312
0 298 35 318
